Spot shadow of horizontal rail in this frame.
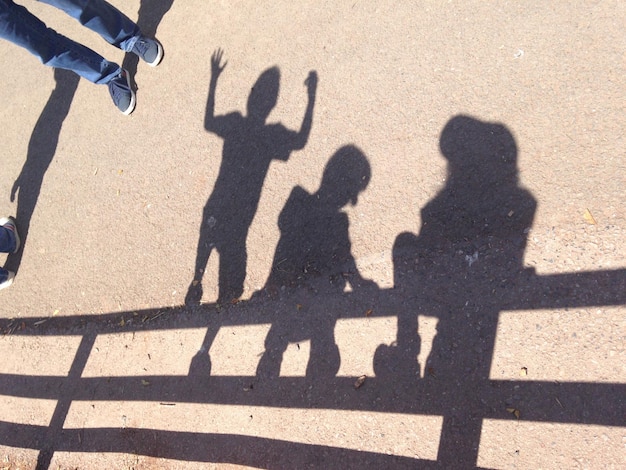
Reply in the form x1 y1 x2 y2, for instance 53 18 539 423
0 421 448 469
0 374 623 427
2 269 625 335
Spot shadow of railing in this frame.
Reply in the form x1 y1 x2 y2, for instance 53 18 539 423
0 267 624 468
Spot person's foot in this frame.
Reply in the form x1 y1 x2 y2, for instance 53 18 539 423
132 36 164 67
0 270 15 291
108 69 136 115
0 216 20 253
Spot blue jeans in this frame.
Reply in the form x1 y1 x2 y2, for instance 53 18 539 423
0 0 140 84
0 225 16 282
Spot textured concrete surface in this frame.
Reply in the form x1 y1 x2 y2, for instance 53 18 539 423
0 1 624 468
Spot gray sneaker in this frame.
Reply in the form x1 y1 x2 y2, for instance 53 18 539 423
132 36 163 67
108 69 136 115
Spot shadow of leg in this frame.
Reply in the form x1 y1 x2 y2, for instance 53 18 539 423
256 325 288 381
5 69 79 275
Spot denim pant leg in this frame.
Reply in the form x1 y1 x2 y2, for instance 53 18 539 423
39 0 140 51
0 225 15 282
0 0 120 83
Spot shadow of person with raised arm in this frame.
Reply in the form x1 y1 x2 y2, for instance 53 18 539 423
185 49 317 307
187 51 317 376
379 115 537 466
4 68 80 276
121 0 174 79
255 145 377 381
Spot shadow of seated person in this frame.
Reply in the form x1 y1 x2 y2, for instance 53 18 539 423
255 145 377 381
376 115 537 465
375 115 537 384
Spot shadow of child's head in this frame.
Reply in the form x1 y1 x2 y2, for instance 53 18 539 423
319 145 371 208
247 66 280 123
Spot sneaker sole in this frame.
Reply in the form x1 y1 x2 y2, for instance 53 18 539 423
0 216 20 253
120 70 136 115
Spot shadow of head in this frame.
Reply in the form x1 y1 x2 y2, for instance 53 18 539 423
247 66 280 123
440 115 518 183
319 145 371 208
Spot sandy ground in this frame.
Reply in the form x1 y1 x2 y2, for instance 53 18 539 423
0 0 624 468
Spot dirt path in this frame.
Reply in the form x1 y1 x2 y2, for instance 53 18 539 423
1 1 624 468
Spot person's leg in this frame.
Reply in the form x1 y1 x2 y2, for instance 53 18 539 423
0 267 14 289
0 0 134 112
38 0 139 51
39 0 163 65
0 0 120 84
0 217 19 290
0 217 20 254
0 226 13 254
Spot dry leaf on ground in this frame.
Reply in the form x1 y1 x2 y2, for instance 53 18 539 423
354 375 367 389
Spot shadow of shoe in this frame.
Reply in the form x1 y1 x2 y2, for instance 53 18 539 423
185 282 203 306
188 349 212 377
373 343 420 380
